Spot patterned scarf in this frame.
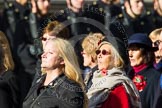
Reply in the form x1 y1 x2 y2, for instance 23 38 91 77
87 68 142 108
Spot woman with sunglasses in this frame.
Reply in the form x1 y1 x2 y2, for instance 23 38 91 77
149 28 162 66
41 20 70 49
127 33 161 108
87 40 141 108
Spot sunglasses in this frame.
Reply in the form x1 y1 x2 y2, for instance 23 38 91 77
153 40 162 47
40 36 47 41
96 49 110 55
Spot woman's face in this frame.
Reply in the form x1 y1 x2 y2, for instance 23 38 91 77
158 31 162 58
152 39 161 63
81 50 93 67
128 45 144 66
97 44 112 70
41 41 63 70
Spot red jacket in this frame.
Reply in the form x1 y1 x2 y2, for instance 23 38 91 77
101 85 130 108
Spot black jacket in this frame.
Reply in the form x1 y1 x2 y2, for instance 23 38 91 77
23 74 84 108
0 76 13 108
127 65 161 108
152 10 162 29
2 71 20 108
117 11 155 36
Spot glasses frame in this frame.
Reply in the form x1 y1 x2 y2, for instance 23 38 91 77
96 49 110 55
40 36 47 41
153 40 162 47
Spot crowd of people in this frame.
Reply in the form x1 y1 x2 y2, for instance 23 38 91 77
0 0 162 108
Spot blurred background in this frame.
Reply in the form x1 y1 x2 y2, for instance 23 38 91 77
0 0 154 13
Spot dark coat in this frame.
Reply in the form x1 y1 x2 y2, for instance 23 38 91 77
23 74 84 108
117 11 156 36
127 65 161 108
0 76 13 108
152 10 162 29
2 71 20 108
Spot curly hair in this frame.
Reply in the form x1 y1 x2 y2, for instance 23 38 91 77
81 33 105 63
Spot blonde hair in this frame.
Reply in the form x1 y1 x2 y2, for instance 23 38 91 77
98 41 124 69
82 33 105 62
0 31 14 71
149 28 162 41
49 38 88 107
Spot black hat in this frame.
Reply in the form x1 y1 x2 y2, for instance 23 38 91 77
128 33 158 51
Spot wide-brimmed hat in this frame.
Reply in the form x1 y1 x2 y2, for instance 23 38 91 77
128 33 158 51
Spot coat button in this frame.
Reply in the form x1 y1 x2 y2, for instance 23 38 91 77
32 98 35 101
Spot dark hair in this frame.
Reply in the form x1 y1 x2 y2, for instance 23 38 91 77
135 44 155 65
128 43 155 65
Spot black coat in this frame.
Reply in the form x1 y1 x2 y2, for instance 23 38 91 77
117 11 156 37
0 76 13 108
2 71 20 108
127 65 161 108
152 10 162 29
23 74 84 108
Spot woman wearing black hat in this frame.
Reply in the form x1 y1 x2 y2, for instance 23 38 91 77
127 33 161 108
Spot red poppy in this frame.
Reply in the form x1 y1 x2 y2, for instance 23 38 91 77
101 68 108 76
133 75 147 92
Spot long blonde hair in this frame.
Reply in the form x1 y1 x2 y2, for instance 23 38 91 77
0 31 15 71
50 38 88 107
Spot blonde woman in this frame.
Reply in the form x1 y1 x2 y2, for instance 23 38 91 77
81 33 105 90
149 28 162 64
23 38 87 108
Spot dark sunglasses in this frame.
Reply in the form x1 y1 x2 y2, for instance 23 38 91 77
153 40 162 47
40 36 47 41
96 49 110 55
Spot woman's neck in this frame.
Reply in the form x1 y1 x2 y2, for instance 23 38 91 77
133 64 147 73
89 63 97 69
44 69 62 86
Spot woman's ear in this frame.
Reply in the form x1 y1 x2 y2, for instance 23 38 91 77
59 57 65 65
